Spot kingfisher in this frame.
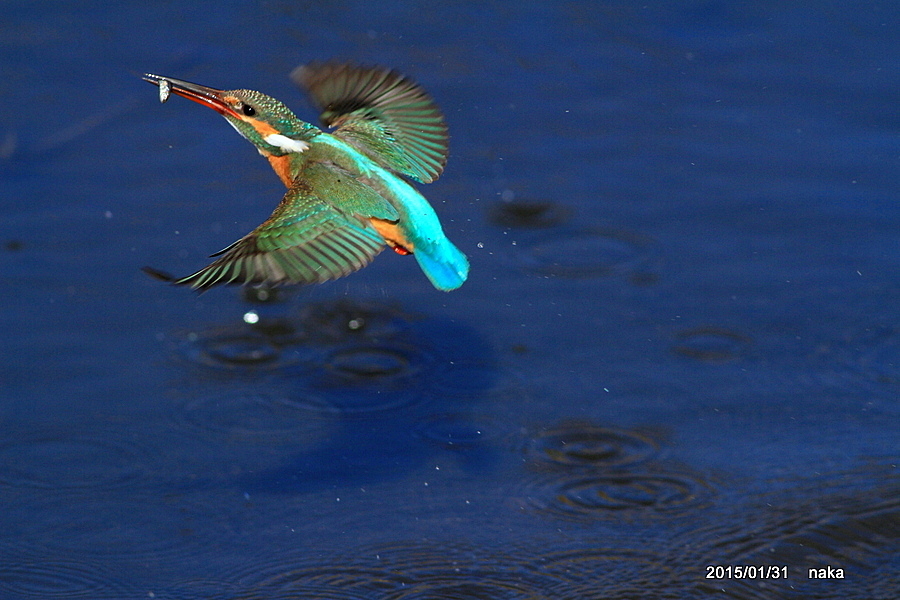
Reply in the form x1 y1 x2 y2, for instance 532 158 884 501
141 63 468 291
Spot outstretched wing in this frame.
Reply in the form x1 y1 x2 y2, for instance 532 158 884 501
292 62 449 184
146 169 396 291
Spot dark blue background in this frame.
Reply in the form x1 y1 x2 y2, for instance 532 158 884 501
1 2 897 598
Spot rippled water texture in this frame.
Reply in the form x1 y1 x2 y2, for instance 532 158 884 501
1 1 897 598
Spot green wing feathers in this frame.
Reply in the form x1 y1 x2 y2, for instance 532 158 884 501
292 62 449 184
158 184 388 291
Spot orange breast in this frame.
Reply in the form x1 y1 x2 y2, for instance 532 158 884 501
266 154 294 188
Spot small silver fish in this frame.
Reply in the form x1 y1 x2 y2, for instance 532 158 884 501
158 79 171 103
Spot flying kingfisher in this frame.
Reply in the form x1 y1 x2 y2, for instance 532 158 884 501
141 63 468 291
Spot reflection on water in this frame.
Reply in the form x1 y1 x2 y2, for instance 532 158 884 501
487 198 573 229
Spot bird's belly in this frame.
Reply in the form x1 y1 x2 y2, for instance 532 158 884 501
370 218 413 254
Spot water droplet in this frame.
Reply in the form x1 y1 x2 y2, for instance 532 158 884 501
242 284 283 304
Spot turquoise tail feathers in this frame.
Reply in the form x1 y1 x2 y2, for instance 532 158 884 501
414 239 469 291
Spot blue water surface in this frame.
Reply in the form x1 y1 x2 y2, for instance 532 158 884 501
1 1 897 598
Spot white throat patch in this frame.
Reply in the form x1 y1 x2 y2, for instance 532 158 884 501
264 133 309 154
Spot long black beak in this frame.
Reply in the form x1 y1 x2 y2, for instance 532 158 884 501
143 73 239 117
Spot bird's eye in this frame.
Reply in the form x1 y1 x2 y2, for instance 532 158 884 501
241 104 256 117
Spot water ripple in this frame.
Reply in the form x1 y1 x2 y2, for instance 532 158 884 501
524 471 713 521
168 299 451 415
173 323 310 372
188 543 578 599
671 326 752 362
511 226 657 280
14 496 223 564
525 423 658 469
0 551 134 598
177 389 328 441
276 342 433 415
220 558 414 599
0 431 146 491
687 470 899 599
297 299 414 344
822 325 900 388
414 412 512 448
526 548 682 599
518 422 714 521
323 343 425 382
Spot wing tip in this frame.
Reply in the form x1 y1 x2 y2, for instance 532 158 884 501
142 265 213 292
141 265 177 283
292 61 449 183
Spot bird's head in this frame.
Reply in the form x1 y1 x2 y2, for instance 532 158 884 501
144 74 318 156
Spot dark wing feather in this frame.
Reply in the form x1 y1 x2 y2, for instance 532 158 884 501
292 62 449 184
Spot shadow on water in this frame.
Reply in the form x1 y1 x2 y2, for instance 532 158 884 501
163 297 500 493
